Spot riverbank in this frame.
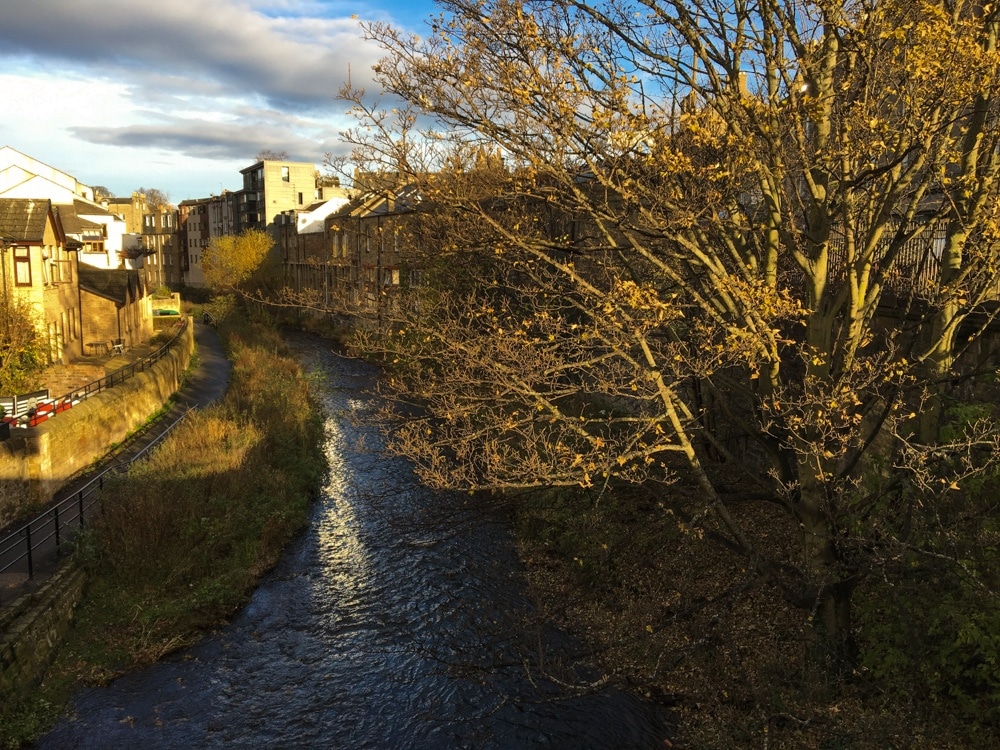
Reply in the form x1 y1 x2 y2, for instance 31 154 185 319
510 479 995 749
28 332 673 749
0 309 326 749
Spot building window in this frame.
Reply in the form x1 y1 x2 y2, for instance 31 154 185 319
14 247 31 285
298 192 303 205
282 166 290 182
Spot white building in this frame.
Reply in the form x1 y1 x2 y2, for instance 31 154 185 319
0 146 127 269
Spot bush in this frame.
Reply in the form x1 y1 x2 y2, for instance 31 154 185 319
853 400 1000 745
857 566 1000 738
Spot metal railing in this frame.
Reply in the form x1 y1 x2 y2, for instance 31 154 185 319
1 318 189 429
0 408 192 607
58 317 190 407
0 317 193 606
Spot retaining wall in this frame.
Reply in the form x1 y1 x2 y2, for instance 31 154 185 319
0 319 195 526
0 562 86 694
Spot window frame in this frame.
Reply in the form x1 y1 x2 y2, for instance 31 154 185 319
13 246 31 286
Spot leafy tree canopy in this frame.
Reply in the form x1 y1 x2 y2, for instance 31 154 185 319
0 291 44 396
203 228 275 292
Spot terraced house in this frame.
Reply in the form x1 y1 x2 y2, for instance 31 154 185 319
0 198 81 365
0 147 155 364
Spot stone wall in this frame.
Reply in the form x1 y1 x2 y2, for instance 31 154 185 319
0 563 86 694
0 318 194 524
0 438 32 530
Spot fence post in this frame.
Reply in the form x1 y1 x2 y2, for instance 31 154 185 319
54 504 61 554
79 489 85 528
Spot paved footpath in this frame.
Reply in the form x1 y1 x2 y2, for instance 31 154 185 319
0 321 231 608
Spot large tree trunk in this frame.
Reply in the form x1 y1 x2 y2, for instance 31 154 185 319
797 463 854 651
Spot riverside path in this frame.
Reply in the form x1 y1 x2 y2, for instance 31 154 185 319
0 319 231 607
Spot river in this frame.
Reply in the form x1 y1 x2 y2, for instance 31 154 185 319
36 334 673 749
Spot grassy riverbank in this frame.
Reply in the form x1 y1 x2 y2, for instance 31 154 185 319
0 310 326 748
512 475 999 749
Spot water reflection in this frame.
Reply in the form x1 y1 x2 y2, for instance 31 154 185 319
313 415 372 614
36 335 673 749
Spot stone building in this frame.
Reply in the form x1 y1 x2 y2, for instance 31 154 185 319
0 198 83 364
235 159 331 238
77 265 153 352
141 208 180 288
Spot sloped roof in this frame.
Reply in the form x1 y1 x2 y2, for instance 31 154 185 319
331 183 421 220
0 197 51 242
78 266 143 305
72 199 114 217
56 206 103 235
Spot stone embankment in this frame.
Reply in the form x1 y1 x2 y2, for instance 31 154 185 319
0 318 196 694
0 564 86 694
0 320 195 524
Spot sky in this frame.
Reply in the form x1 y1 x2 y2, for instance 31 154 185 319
0 0 438 204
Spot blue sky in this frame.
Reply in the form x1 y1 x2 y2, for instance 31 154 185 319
0 0 439 203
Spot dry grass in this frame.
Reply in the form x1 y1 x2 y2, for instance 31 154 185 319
0 312 327 749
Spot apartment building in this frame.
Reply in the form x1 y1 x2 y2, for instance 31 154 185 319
106 192 149 234
175 193 236 288
274 185 422 321
0 146 96 203
278 188 354 299
235 160 329 238
178 198 210 287
142 208 180 288
0 148 129 270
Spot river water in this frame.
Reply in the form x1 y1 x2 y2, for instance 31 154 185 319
37 335 673 749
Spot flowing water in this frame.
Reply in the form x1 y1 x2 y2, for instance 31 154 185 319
37 335 673 749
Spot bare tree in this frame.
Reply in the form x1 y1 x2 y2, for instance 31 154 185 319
255 149 290 161
136 187 171 211
91 185 114 202
331 0 1000 648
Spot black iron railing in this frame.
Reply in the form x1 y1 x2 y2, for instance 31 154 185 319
59 317 190 407
0 408 192 607
0 317 193 606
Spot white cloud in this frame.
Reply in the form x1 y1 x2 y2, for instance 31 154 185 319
0 0 383 107
0 0 424 199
